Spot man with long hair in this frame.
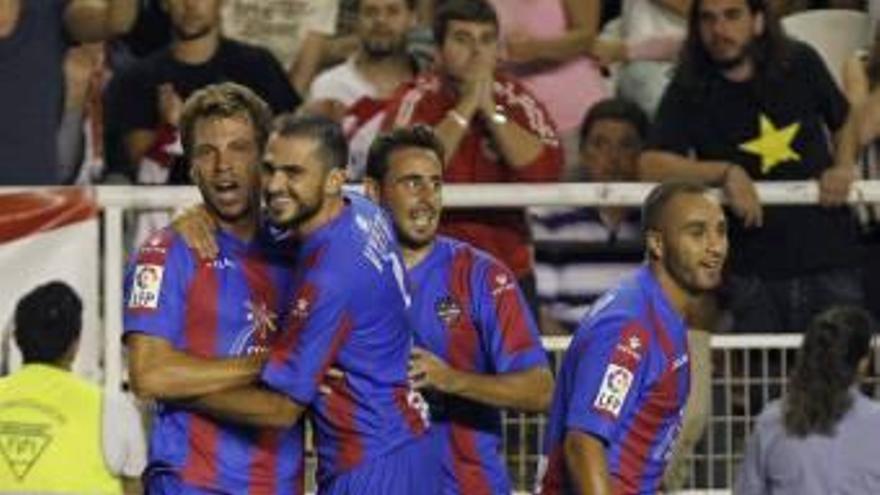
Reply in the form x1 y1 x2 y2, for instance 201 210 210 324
736 306 880 494
639 0 863 334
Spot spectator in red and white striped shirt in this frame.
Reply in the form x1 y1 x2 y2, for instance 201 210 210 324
382 0 564 322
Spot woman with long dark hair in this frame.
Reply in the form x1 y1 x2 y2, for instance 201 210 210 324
735 306 880 494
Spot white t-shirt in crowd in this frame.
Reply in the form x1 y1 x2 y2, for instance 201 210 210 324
621 0 686 43
222 0 339 67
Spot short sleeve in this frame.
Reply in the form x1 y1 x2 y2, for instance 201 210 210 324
262 272 352 405
473 256 548 374
122 230 190 344
800 44 850 132
101 390 147 478
564 316 653 444
647 80 696 155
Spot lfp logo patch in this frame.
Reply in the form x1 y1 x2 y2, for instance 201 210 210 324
129 264 164 309
593 363 634 418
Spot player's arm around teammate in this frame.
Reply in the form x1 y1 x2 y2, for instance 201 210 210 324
409 345 552 413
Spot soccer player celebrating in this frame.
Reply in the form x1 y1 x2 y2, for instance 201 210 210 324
173 115 436 494
124 83 305 493
535 181 728 494
364 125 554 494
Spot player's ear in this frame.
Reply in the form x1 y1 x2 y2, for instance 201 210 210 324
363 177 381 203
325 167 346 196
646 229 663 261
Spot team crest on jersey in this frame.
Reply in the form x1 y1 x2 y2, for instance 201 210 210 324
593 363 633 418
128 264 164 309
435 296 462 325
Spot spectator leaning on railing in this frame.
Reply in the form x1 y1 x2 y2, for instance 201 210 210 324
639 0 863 334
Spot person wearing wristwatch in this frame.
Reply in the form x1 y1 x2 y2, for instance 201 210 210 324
383 0 563 324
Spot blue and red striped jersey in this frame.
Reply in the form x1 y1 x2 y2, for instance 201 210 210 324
409 236 548 494
261 194 429 487
535 265 690 495
123 226 305 495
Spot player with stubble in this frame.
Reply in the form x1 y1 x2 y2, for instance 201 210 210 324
174 115 438 494
363 126 554 494
536 181 728 494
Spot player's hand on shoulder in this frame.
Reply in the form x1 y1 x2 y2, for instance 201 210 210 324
409 347 456 393
172 204 219 259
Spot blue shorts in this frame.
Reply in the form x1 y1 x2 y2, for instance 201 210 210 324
320 436 440 495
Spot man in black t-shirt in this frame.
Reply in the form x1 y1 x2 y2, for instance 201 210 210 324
105 0 301 185
639 0 862 333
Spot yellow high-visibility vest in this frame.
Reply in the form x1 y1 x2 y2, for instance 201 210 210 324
0 364 122 494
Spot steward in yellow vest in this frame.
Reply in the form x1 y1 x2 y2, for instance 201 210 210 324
0 281 140 494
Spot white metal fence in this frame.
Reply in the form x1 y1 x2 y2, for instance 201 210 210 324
502 335 880 492
8 180 877 493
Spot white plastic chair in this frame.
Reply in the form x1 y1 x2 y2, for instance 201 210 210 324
782 9 871 88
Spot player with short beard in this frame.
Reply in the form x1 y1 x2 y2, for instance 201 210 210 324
640 0 863 334
536 181 728 495
364 126 554 494
178 115 438 494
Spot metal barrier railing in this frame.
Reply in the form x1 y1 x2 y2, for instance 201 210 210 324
504 335 879 492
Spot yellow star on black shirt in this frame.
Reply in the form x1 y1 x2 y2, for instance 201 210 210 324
738 114 802 174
